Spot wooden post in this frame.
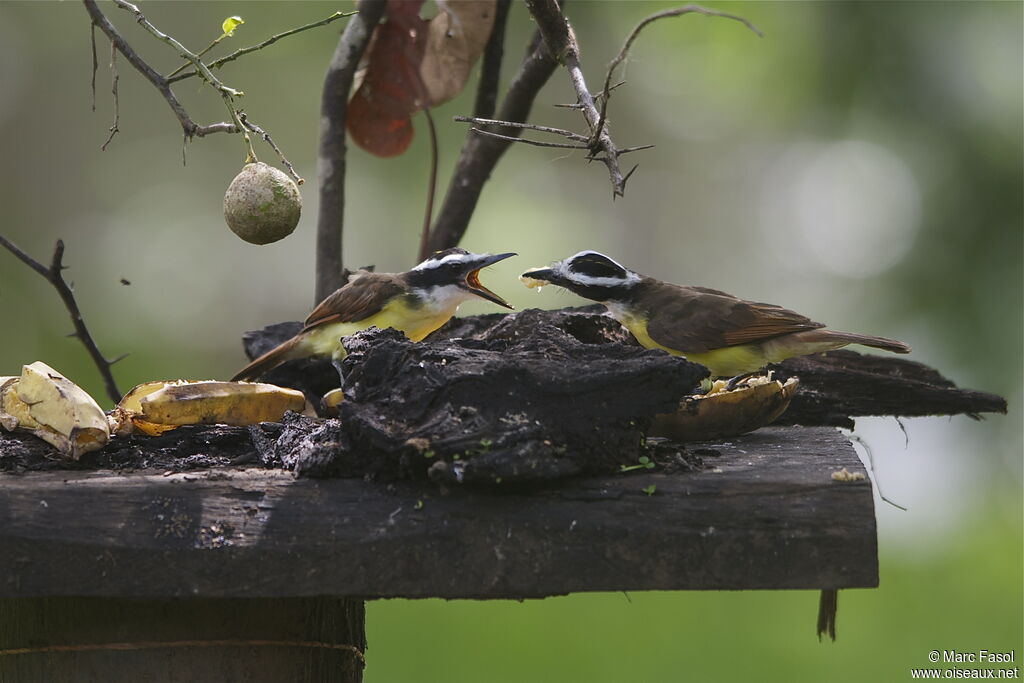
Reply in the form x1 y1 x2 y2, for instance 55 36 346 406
0 598 365 683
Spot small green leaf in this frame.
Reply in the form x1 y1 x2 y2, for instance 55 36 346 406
642 485 657 496
414 500 424 511
222 16 244 37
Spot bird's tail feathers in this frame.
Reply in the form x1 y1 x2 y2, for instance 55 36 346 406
230 336 302 382
800 329 911 354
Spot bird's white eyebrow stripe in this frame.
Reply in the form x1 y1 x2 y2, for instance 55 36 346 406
553 256 640 286
557 272 641 287
412 252 472 271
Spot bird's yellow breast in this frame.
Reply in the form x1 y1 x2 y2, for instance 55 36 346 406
610 308 768 378
300 296 459 359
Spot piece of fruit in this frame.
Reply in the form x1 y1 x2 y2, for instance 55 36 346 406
0 362 109 459
110 380 307 434
519 268 548 290
649 375 800 442
223 161 302 245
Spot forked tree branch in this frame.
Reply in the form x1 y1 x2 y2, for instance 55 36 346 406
0 236 124 404
525 0 630 197
469 2 759 199
83 0 236 139
82 0 304 182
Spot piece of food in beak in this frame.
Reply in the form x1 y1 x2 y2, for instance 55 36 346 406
519 267 553 290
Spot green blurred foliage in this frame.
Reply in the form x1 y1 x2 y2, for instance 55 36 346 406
0 2 1019 680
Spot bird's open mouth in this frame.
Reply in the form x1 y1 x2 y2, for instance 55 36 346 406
466 267 513 309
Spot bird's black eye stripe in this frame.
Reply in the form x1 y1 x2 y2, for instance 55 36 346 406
569 253 627 279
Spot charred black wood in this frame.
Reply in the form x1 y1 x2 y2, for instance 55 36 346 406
337 324 706 483
772 350 1007 427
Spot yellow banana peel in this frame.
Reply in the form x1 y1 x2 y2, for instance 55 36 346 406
649 375 800 442
0 362 110 459
110 380 307 434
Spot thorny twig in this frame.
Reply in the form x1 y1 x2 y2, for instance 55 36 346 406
467 129 588 150
166 10 356 84
0 236 124 404
525 0 632 197
454 116 590 143
464 2 758 199
81 0 302 183
553 81 625 108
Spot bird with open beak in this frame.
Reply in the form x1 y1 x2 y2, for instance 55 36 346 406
233 248 515 382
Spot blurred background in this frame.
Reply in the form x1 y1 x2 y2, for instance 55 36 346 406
0 1 1020 680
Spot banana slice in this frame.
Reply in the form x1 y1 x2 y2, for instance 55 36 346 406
110 380 307 434
649 375 800 442
0 362 109 459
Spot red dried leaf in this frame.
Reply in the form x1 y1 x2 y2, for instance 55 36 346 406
347 0 496 158
347 0 429 157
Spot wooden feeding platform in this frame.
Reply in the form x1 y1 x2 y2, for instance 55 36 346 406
1 427 872 682
0 309 1006 682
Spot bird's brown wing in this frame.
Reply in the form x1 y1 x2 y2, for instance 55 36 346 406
643 282 824 353
303 272 407 331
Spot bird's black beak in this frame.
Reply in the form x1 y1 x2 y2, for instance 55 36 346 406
463 252 516 309
519 266 565 288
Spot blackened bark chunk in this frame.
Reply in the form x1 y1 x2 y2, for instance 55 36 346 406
772 350 1007 426
339 322 707 484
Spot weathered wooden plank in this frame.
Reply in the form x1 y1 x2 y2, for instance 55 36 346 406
0 597 365 683
0 427 876 599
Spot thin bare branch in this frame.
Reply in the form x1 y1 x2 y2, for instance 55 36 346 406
90 24 98 111
553 81 625 108
83 0 304 183
165 32 226 80
615 144 656 156
239 114 303 185
82 0 233 140
525 0 633 197
110 0 241 98
417 107 441 263
0 236 123 404
454 115 590 143
167 10 356 84
596 5 761 143
469 128 589 149
315 0 387 304
101 42 120 151
108 0 258 161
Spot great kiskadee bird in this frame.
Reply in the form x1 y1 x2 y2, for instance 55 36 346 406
232 248 515 382
521 251 910 378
